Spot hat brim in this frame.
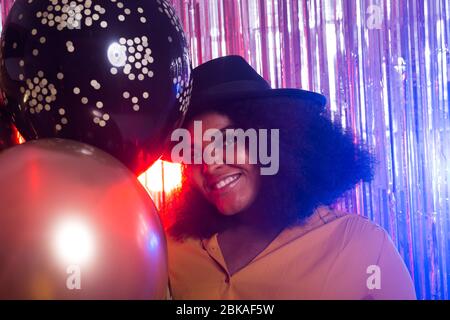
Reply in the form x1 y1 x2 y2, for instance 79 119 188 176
189 88 327 114
161 88 327 162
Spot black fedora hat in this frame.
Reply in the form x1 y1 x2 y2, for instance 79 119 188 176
188 55 327 113
161 55 327 161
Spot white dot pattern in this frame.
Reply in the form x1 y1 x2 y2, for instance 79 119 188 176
172 52 192 114
110 36 154 81
157 0 184 35
23 71 58 116
36 0 107 31
66 40 75 52
92 109 110 127
90 79 101 90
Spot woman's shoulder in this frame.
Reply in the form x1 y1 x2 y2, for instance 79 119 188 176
310 205 385 233
166 233 197 246
165 232 205 255
319 208 393 263
311 207 416 299
310 206 389 250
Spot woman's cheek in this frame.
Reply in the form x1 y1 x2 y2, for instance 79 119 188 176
232 143 251 165
187 166 204 191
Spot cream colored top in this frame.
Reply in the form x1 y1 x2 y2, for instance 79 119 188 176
167 206 416 299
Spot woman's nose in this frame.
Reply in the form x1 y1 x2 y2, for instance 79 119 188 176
202 161 225 174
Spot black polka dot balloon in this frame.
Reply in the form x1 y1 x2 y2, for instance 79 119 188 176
0 0 192 175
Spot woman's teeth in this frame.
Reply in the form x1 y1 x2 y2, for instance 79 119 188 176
213 174 240 190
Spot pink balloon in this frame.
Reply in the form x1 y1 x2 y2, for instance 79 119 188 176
0 139 167 299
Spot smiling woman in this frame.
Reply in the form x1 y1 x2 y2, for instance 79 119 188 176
162 56 416 300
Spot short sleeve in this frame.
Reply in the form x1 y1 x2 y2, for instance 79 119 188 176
367 231 416 300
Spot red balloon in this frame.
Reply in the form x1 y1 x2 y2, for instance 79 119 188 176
0 139 167 299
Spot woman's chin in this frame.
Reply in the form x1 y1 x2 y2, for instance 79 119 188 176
216 205 241 216
215 197 258 216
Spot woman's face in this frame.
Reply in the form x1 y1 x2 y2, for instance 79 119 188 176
185 112 260 216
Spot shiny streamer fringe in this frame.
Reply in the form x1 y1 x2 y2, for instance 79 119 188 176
170 0 450 300
1 0 449 299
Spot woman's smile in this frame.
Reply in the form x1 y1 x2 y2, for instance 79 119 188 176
205 173 242 192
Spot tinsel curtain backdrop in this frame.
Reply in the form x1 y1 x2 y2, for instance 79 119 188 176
1 0 449 300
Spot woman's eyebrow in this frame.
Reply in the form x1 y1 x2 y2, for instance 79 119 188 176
189 126 236 149
219 125 236 134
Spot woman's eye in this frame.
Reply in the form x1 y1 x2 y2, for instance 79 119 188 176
224 135 236 147
191 148 203 163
